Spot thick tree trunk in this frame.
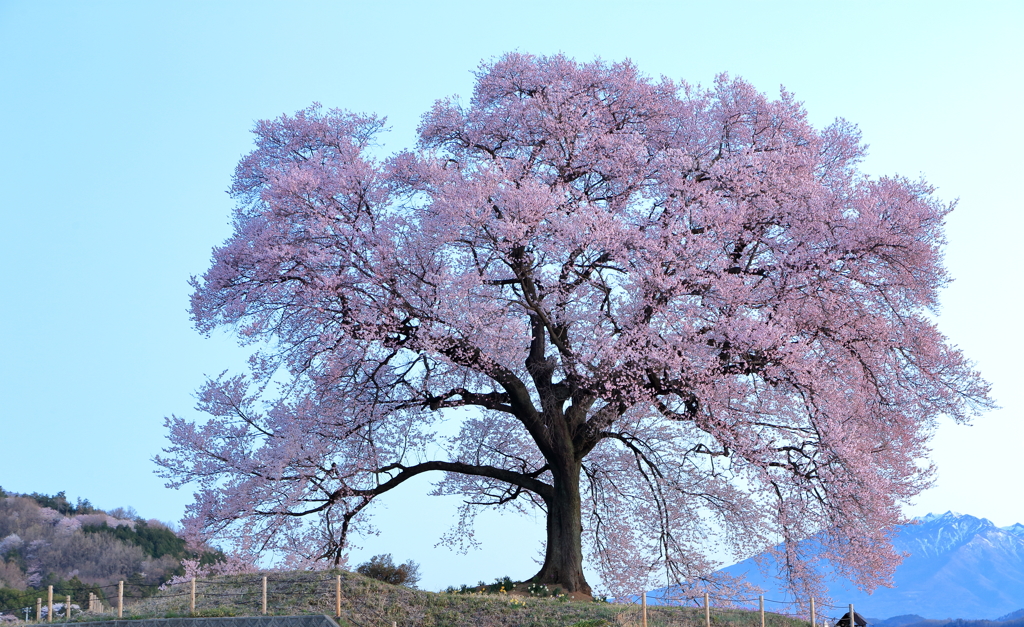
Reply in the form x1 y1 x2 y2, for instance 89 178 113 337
530 459 592 596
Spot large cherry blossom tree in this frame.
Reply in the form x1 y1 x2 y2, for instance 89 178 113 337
158 53 992 599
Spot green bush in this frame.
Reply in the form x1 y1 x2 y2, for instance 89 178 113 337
354 554 421 587
0 587 38 614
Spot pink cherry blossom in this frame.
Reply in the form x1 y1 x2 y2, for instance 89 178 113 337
158 53 992 603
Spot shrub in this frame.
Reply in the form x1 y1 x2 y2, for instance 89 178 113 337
354 554 420 587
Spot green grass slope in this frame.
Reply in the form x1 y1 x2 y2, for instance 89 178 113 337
78 570 810 627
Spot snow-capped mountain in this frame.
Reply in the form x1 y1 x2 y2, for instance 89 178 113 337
715 512 1024 620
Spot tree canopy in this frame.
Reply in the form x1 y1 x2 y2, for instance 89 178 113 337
158 53 992 600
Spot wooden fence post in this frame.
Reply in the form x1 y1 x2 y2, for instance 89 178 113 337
641 592 647 627
704 592 710 627
190 577 196 615
759 595 765 627
65 595 71 621
117 581 123 619
810 597 816 627
262 575 267 615
335 575 341 619
47 585 53 623
35 598 41 622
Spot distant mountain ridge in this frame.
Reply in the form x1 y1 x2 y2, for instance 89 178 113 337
870 613 1024 627
716 512 1024 620
999 610 1024 622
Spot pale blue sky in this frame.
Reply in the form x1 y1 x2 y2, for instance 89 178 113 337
1 0 1021 593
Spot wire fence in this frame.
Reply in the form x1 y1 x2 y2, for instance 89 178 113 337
0 576 342 623
0 575 868 627
608 590 864 627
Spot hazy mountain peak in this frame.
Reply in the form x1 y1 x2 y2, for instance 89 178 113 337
996 609 1024 621
916 510 992 525
1001 523 1024 536
717 511 1024 620
919 510 961 523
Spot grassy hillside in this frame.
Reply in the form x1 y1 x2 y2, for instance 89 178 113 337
1 489 809 626
75 570 809 627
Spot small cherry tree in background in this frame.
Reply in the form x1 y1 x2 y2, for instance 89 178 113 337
157 53 992 601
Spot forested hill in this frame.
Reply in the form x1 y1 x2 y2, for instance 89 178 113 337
0 487 217 614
